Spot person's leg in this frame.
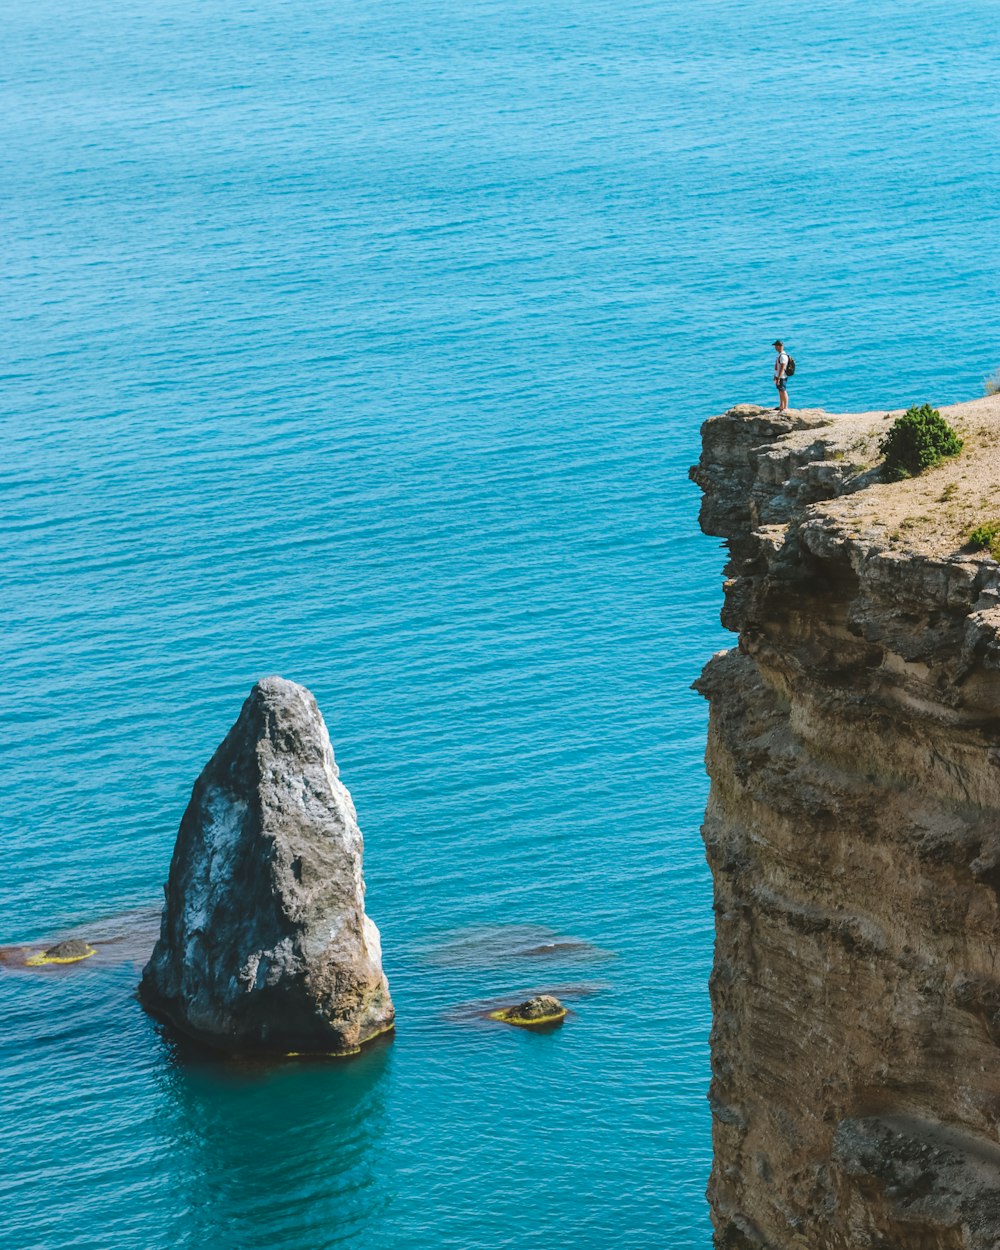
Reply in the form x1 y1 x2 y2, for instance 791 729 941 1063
778 380 788 411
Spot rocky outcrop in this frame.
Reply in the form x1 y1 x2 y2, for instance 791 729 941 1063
691 397 1000 1248
140 677 393 1056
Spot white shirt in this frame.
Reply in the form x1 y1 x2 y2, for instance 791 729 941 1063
774 350 788 378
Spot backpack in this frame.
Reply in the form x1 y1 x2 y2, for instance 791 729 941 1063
785 355 796 377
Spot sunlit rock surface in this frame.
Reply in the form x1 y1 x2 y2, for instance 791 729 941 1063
692 397 1000 1249
140 677 393 1055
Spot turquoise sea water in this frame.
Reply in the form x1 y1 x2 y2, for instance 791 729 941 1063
3 1 1000 1246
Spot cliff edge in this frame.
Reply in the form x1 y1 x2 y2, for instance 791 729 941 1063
691 395 1000 1249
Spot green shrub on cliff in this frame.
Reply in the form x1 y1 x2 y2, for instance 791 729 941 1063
879 404 963 481
968 520 1000 558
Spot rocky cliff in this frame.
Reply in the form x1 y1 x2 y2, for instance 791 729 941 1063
691 396 1000 1249
140 677 394 1056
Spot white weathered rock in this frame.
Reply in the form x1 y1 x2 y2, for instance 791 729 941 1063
140 677 393 1055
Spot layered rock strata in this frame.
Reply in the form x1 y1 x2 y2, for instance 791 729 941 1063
691 397 1000 1249
140 677 393 1055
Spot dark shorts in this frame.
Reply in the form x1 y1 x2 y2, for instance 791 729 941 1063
776 376 787 392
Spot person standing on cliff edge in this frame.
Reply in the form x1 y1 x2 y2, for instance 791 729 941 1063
773 339 790 412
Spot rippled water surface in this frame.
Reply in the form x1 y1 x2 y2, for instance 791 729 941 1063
3 1 1000 1246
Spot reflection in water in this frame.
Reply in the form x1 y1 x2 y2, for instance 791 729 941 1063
153 1034 394 1249
421 924 614 969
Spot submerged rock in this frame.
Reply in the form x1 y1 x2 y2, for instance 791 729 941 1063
1 910 160 972
423 924 613 968
140 677 394 1056
490 994 567 1027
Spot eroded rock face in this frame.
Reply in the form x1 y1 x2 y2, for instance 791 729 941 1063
140 677 394 1055
692 399 1000 1249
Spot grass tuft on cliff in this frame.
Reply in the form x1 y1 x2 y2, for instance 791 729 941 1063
879 404 963 481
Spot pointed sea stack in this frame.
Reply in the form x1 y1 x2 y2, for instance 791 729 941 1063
140 677 394 1056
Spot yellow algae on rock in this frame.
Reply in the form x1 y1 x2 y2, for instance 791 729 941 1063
489 994 567 1028
283 1019 396 1060
26 940 96 966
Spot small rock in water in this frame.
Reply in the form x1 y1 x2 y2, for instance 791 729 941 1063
25 938 97 966
140 676 394 1056
44 940 93 960
490 994 567 1027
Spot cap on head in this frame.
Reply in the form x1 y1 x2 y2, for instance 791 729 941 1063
772 339 784 348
